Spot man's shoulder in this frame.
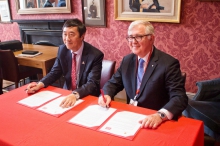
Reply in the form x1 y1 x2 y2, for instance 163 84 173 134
154 47 178 64
58 44 68 51
123 53 136 60
83 42 103 55
154 48 176 59
57 44 69 55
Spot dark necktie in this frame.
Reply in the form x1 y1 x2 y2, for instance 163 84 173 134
71 53 77 90
137 58 145 89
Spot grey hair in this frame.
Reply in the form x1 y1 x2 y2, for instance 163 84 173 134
128 20 154 35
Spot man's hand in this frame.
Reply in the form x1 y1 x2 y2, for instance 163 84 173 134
25 82 44 94
139 113 163 129
60 94 77 108
98 94 111 108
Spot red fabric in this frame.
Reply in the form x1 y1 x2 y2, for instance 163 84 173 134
0 86 204 146
71 53 77 90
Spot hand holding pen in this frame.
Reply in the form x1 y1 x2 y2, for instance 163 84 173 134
99 89 111 108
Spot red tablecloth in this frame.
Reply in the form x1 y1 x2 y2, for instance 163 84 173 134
0 86 204 146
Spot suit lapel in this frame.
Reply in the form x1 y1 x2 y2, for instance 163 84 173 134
138 48 158 98
78 45 88 83
66 48 72 90
130 55 138 96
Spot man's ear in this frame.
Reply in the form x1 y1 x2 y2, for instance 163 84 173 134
149 35 155 41
81 34 85 40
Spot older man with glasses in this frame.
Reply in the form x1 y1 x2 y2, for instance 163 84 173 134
98 20 188 129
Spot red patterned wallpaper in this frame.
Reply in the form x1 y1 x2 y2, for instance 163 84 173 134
0 0 220 92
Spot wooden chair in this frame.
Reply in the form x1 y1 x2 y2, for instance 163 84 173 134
0 50 42 88
100 60 116 88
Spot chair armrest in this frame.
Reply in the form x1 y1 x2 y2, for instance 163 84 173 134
193 78 220 101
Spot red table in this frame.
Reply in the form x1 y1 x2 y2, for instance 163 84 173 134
0 86 204 146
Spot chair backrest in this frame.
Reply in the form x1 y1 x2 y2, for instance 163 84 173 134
100 60 116 88
194 78 220 101
0 50 20 83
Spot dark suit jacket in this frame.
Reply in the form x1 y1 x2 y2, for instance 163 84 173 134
103 46 188 118
43 0 53 7
129 0 141 12
40 42 104 97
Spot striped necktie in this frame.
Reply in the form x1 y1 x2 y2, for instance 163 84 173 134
137 58 145 89
71 53 77 90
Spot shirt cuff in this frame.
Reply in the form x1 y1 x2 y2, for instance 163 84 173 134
72 91 80 99
159 108 173 120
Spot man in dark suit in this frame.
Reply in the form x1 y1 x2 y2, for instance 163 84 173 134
43 0 55 7
89 1 97 18
129 0 141 12
98 20 187 129
26 19 104 108
142 0 164 12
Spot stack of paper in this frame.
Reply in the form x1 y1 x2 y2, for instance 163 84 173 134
18 91 83 117
68 105 146 140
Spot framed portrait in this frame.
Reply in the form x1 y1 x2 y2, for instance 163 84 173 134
82 0 106 27
114 0 181 23
0 0 11 23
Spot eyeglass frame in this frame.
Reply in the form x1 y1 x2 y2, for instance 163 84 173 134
126 34 152 42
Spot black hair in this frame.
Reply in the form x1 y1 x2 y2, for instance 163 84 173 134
62 18 86 37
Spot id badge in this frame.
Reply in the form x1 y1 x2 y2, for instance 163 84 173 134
129 99 138 106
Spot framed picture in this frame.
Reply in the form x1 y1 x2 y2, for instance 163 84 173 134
0 0 11 23
114 0 181 23
82 0 106 27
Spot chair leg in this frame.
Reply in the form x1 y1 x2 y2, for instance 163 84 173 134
15 82 19 88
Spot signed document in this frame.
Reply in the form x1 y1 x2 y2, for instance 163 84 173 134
18 91 61 108
68 105 116 129
37 96 84 117
99 111 146 140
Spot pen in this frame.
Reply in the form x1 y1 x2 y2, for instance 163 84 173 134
100 89 108 108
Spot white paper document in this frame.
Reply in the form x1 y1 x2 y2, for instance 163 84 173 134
99 111 146 139
68 105 116 129
18 91 61 108
37 96 83 117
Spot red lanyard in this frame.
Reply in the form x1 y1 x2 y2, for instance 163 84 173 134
135 48 153 99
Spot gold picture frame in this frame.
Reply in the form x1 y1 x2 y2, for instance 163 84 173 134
114 0 181 23
15 0 71 14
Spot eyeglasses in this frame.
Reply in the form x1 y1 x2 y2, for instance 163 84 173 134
126 34 152 42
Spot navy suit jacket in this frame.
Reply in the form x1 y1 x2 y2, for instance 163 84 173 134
40 42 104 97
103 46 188 118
